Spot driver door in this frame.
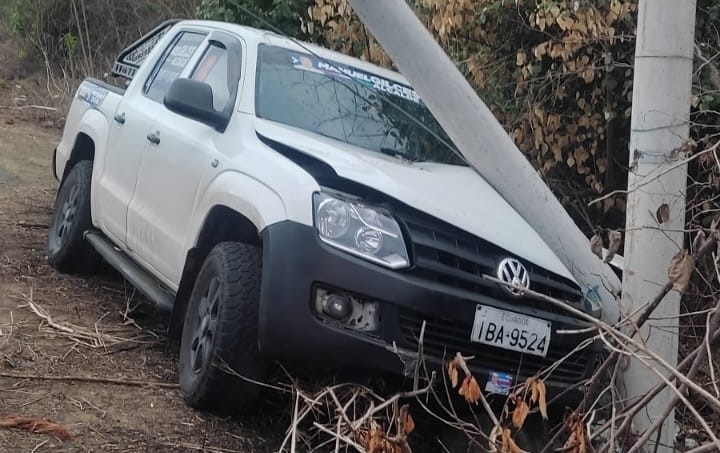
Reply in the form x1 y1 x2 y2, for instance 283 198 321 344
126 32 244 286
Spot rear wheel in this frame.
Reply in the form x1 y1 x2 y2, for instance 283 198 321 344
179 241 267 411
47 160 99 273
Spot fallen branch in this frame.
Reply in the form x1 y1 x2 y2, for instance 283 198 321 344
538 232 720 453
0 104 57 111
22 292 148 348
0 372 179 389
0 415 71 440
621 298 720 453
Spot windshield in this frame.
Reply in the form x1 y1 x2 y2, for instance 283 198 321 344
255 45 465 165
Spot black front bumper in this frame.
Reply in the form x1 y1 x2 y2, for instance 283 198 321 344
258 221 600 405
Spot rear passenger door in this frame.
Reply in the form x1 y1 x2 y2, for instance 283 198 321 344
126 32 244 286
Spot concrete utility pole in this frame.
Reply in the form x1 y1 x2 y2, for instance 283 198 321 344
347 0 622 321
622 1 696 451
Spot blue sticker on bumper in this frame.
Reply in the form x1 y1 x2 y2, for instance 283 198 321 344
485 371 513 395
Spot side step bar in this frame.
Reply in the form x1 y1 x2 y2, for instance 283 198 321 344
84 231 175 312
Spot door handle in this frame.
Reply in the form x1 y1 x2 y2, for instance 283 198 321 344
113 112 125 124
146 131 160 145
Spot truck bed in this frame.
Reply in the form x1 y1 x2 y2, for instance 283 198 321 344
86 77 126 96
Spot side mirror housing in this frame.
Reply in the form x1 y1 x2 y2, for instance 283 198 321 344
164 78 229 131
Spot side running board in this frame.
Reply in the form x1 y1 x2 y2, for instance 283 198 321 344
84 231 175 312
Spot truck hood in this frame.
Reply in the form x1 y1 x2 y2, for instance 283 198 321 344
254 118 576 282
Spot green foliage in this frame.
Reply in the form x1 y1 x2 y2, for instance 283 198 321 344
4 0 202 77
197 0 319 40
60 32 79 57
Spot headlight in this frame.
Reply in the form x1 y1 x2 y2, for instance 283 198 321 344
313 192 409 269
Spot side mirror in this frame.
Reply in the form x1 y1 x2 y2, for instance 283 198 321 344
164 78 229 131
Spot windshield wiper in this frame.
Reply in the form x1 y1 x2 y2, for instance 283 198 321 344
379 147 423 163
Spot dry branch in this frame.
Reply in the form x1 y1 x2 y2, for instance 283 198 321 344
0 372 179 389
21 292 149 349
0 415 71 440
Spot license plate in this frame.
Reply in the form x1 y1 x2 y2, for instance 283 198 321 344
470 305 551 357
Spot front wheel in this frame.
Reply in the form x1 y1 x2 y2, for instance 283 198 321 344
47 160 99 273
179 242 267 411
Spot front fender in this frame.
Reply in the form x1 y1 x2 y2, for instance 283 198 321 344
185 171 288 251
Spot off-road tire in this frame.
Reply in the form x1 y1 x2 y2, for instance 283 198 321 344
47 160 100 273
179 242 267 411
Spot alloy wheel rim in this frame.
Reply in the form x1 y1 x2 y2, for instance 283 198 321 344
190 276 220 374
54 183 80 247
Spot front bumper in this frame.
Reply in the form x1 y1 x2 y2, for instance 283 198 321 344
258 221 600 405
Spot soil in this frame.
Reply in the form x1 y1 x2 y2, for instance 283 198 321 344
0 118 281 452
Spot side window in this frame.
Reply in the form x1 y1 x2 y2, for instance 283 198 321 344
191 44 240 112
144 32 205 103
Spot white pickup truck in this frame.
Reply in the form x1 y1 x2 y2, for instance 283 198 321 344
48 19 600 412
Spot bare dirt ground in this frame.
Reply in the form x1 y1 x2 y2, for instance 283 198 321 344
0 119 280 452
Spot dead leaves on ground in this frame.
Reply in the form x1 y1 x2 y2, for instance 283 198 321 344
563 411 591 453
489 425 523 453
364 425 408 453
0 415 71 440
500 428 522 453
447 353 482 404
366 425 396 453
363 405 414 453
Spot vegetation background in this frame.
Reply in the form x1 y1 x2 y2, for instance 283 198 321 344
3 0 720 233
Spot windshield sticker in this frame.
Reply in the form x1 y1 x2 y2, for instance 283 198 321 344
290 53 421 105
77 82 108 108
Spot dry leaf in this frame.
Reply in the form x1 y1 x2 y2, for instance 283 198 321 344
447 358 460 388
590 234 603 259
501 428 522 453
604 230 622 262
512 398 530 429
536 379 548 420
459 376 482 404
0 415 71 440
404 412 415 435
668 250 694 294
525 378 548 419
563 412 589 453
692 230 706 252
527 377 539 404
398 404 415 436
656 203 670 224
366 426 386 453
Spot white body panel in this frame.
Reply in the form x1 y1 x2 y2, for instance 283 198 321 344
54 19 576 291
253 119 574 281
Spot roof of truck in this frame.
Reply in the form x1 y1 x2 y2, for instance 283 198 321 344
175 19 411 86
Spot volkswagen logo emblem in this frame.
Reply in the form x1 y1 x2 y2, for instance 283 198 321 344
497 258 530 296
